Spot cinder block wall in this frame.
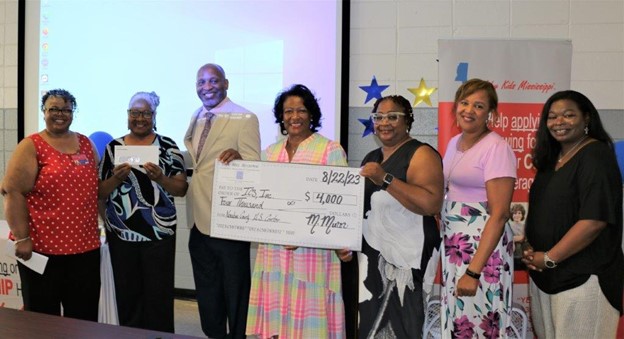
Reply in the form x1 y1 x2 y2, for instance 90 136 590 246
2 0 622 290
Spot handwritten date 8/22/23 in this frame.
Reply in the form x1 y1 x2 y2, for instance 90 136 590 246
319 169 360 186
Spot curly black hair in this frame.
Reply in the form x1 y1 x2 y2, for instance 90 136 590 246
273 84 322 135
41 89 77 112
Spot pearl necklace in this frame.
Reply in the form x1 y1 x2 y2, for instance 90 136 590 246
558 136 588 163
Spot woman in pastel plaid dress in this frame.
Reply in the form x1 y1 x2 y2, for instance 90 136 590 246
246 84 352 338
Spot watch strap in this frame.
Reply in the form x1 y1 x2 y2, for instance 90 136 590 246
380 173 394 190
465 268 481 280
544 251 557 268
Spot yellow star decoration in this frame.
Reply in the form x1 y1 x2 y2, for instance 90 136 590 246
408 78 437 107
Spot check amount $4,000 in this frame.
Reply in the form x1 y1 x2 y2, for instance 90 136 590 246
303 191 357 206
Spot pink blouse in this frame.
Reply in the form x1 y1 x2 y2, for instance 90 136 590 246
443 131 516 202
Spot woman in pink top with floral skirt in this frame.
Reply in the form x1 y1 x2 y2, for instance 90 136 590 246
440 79 517 338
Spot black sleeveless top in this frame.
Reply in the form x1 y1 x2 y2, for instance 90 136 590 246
360 139 441 279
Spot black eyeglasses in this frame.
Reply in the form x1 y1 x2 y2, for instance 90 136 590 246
370 112 405 123
127 110 154 118
46 107 74 116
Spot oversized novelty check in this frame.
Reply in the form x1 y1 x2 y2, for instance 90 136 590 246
211 160 364 251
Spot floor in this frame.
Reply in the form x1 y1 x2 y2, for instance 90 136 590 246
174 298 204 337
174 299 259 338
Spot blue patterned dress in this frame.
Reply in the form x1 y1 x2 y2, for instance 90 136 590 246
98 133 186 331
99 134 185 241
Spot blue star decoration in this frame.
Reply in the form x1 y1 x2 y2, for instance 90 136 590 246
358 116 375 137
359 76 389 104
455 62 469 83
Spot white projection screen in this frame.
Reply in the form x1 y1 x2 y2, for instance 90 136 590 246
23 0 347 151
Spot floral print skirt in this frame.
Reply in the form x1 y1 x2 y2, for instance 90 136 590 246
440 201 514 338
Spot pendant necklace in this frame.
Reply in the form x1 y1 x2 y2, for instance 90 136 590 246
444 130 490 199
444 152 465 199
558 136 587 163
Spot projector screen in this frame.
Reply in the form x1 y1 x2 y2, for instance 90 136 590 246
23 0 346 151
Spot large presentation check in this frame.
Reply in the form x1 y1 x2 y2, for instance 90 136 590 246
211 160 364 251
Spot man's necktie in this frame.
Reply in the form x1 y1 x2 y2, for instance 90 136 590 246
196 112 215 156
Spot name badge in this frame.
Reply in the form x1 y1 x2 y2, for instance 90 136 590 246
71 154 90 165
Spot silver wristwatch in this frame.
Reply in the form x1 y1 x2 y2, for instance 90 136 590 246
380 173 394 190
544 251 557 269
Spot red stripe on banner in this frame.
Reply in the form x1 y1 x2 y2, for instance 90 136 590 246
437 101 459 157
513 270 529 283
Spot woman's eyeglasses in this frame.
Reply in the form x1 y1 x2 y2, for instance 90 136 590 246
127 110 154 118
46 107 74 116
370 112 405 123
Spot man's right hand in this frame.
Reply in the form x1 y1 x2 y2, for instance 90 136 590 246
218 149 242 164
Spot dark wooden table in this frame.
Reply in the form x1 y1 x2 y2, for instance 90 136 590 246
0 307 202 338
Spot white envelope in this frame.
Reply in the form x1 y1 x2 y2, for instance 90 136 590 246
4 240 49 275
114 145 159 165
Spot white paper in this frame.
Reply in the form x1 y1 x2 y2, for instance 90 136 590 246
3 240 49 275
114 145 159 165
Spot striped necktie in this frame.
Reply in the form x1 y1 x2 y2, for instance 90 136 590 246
196 112 215 156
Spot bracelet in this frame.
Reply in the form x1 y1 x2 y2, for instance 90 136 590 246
14 236 31 244
465 268 481 280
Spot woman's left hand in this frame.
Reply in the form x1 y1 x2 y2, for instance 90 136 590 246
455 273 479 297
335 248 353 262
143 162 163 181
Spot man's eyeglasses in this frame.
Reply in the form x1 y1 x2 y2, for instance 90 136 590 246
127 110 154 118
46 107 74 116
370 112 405 123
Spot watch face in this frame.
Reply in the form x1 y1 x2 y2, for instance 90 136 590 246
383 173 394 184
545 259 556 268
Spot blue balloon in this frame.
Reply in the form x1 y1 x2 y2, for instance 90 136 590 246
89 131 114 159
615 140 624 181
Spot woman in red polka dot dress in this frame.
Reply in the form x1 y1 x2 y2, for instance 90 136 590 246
2 89 102 321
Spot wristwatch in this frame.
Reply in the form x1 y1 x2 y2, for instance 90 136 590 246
380 173 394 190
544 251 557 269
